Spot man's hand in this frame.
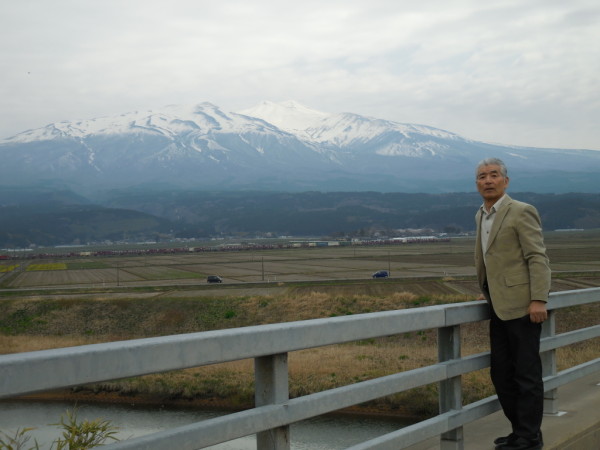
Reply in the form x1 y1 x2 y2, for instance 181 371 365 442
528 300 548 323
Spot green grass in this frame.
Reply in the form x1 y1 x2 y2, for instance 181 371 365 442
66 262 111 270
26 263 67 271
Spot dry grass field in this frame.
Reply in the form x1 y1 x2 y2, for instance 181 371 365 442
0 229 599 418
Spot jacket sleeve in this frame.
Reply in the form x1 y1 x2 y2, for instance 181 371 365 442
516 204 551 302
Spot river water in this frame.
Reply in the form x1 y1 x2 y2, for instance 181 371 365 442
0 400 409 449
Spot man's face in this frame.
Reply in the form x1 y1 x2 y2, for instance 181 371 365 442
476 164 509 204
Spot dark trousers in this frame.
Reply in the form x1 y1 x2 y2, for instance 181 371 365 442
489 309 543 440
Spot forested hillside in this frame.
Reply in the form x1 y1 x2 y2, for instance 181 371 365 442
1 187 598 247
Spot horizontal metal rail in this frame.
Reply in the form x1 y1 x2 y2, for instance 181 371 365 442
0 302 481 398
348 357 600 450
0 287 599 450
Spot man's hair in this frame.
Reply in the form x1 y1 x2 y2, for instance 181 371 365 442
476 157 508 178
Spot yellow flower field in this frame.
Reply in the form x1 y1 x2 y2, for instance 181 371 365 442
26 263 68 271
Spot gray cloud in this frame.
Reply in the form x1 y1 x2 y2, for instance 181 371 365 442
1 0 598 150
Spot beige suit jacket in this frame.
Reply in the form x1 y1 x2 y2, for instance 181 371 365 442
475 195 551 320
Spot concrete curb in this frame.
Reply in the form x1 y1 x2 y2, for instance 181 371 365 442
406 372 600 449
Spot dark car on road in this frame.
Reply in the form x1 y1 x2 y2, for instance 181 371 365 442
372 270 389 279
207 275 223 283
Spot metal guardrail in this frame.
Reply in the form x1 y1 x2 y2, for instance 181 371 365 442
1 288 599 449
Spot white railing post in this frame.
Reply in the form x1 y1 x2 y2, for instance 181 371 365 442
255 353 290 450
438 325 464 450
541 309 558 414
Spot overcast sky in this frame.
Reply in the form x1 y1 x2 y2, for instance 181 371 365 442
2 0 599 150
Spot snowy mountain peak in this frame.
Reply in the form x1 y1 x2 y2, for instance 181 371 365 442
1 99 599 194
3 102 267 144
238 100 331 132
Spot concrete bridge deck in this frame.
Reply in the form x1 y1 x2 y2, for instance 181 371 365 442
407 372 600 449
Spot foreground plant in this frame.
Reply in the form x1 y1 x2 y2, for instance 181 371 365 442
51 408 119 450
0 428 39 450
0 408 119 450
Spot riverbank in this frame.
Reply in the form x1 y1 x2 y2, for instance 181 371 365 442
2 281 598 421
16 389 422 420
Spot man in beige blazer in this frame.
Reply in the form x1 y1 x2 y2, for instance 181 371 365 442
475 158 551 450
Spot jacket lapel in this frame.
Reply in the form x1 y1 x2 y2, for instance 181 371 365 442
475 208 483 254
486 195 512 252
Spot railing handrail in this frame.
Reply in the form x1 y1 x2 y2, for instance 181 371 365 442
1 287 599 449
0 301 486 397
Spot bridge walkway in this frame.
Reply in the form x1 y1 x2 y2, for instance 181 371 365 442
407 371 600 449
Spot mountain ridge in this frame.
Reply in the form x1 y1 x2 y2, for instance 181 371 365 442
1 101 599 194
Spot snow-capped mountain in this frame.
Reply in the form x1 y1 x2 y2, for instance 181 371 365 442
239 100 330 134
242 100 462 151
1 101 599 194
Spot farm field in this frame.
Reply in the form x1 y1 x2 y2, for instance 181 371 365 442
0 229 599 293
